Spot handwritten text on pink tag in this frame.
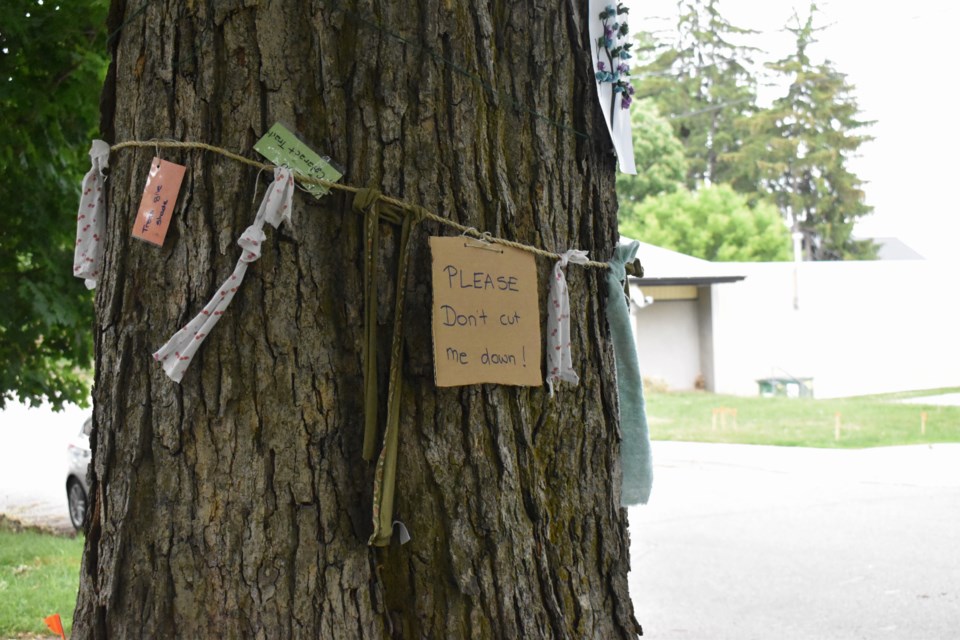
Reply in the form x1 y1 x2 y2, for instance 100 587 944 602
132 158 186 246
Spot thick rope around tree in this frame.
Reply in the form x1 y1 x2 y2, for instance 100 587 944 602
108 140 613 270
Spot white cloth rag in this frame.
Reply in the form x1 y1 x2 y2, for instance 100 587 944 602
546 249 589 395
73 140 111 289
153 167 295 382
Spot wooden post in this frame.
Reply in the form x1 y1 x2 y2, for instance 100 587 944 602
834 412 841 441
921 411 928 436
711 407 738 431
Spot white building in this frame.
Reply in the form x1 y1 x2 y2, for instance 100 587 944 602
628 241 959 398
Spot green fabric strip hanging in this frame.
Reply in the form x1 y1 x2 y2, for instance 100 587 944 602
353 188 420 547
368 210 414 547
605 240 653 505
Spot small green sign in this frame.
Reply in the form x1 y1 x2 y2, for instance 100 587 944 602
253 123 342 198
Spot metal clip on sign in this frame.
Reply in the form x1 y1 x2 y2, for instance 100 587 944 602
463 229 504 253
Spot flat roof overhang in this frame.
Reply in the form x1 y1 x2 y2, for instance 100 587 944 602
628 274 746 287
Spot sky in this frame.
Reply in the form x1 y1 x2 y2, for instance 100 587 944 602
628 0 959 262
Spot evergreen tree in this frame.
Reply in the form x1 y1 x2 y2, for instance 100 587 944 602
634 0 758 188
731 7 876 260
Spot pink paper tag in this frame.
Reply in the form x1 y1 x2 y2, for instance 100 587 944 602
132 158 186 246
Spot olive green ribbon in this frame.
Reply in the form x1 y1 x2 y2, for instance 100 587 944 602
353 188 420 547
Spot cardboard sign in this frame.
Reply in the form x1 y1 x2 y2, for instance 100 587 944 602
253 122 343 199
131 158 186 246
430 236 542 387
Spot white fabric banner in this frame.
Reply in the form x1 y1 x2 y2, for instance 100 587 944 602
588 1 637 174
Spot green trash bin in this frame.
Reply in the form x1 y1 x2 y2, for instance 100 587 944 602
757 377 813 398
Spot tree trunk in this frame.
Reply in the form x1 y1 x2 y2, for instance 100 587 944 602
74 1 640 637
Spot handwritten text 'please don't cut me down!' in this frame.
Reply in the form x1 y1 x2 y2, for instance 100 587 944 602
430 236 541 387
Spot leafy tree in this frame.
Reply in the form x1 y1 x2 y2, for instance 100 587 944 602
616 98 687 204
619 184 792 261
634 0 758 188
0 0 108 409
71 3 640 637
729 6 875 260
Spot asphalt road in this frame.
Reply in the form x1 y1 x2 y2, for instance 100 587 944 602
628 441 960 639
2 403 959 638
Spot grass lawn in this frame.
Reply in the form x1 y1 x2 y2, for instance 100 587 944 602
646 387 960 448
0 517 83 638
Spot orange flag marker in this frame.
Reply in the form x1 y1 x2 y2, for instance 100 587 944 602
44 613 66 640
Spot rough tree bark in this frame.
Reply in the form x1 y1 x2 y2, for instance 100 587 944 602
74 1 640 637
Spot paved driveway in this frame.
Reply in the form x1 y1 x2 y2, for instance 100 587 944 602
0 401 87 533
628 441 960 639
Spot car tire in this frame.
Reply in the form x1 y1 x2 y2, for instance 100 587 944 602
67 478 87 531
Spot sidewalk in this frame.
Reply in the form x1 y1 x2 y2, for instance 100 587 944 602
628 441 960 639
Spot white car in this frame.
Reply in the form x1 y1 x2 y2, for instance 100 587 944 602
66 417 92 531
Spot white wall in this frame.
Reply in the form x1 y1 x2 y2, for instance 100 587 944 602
710 260 960 398
633 298 701 390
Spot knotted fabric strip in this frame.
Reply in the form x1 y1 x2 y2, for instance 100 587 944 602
605 240 653 505
73 140 110 289
361 195 418 547
152 167 295 382
368 207 414 546
546 249 589 395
